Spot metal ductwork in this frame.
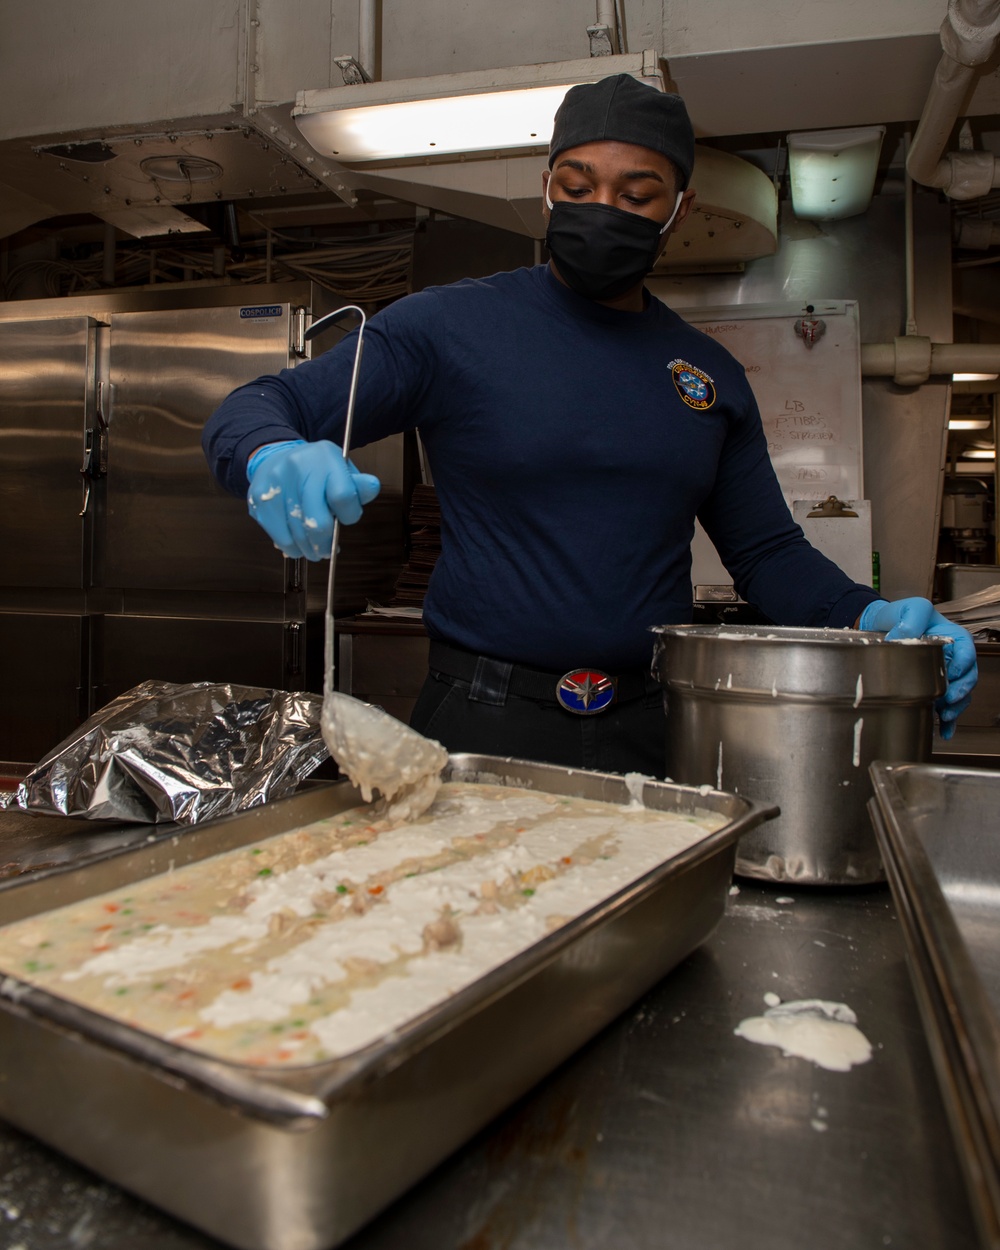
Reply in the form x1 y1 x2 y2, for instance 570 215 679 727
0 1 997 249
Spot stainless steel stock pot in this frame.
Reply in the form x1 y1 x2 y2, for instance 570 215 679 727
652 624 946 885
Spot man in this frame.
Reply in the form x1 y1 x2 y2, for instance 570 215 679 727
203 74 976 774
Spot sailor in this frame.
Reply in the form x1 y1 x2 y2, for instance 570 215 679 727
203 74 976 774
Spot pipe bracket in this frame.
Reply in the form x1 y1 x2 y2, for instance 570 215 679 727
893 335 933 387
941 0 1000 66
946 150 1000 198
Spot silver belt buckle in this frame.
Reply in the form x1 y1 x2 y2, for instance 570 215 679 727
556 668 616 715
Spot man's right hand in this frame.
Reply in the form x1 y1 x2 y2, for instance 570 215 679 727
246 439 381 560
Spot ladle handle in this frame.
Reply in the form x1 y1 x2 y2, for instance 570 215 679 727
321 308 367 699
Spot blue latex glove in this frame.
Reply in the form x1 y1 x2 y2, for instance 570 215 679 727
858 597 978 739
246 439 380 561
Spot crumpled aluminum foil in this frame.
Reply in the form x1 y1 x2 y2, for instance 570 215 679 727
1 680 329 824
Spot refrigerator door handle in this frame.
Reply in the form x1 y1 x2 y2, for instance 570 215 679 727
79 430 108 514
291 306 308 358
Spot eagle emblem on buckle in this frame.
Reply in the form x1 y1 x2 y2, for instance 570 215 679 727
556 669 616 715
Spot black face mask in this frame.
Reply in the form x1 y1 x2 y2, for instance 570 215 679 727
545 199 674 302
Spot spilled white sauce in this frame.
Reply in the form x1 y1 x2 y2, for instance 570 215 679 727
852 717 864 768
735 998 873 1072
716 741 724 790
259 485 281 502
623 772 649 808
853 674 863 708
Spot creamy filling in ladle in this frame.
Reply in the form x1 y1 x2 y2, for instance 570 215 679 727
308 305 448 819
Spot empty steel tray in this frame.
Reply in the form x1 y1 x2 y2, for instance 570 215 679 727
869 761 1000 1250
0 754 776 1250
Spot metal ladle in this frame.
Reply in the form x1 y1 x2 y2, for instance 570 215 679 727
305 305 447 818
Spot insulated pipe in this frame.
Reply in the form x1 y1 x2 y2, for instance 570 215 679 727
359 0 377 82
907 0 1000 198
861 338 1000 384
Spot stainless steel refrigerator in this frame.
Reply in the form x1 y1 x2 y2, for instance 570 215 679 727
0 285 404 764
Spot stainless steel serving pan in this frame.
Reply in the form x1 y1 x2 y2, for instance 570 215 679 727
0 754 776 1250
868 761 1000 1250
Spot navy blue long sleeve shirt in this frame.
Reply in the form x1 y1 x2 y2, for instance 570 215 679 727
203 265 879 670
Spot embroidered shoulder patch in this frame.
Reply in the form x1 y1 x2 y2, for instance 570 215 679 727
668 359 717 410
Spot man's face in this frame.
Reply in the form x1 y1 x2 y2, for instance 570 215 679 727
542 139 695 254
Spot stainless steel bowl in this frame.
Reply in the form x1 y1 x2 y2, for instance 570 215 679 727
652 624 946 885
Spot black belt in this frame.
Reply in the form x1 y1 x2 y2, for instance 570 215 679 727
427 639 656 714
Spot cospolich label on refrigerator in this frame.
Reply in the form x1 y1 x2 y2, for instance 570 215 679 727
239 304 284 321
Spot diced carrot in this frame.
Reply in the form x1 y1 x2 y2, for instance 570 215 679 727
368 884 384 896
561 856 572 865
102 903 119 913
176 989 196 1002
94 923 114 932
231 977 252 991
93 943 111 952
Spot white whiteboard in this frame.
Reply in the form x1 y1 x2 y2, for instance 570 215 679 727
680 300 864 588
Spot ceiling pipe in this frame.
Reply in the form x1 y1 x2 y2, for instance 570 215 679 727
588 0 618 56
359 0 378 83
906 0 1000 199
861 339 1000 384
334 0 378 84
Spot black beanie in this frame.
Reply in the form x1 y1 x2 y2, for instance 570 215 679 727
548 74 695 189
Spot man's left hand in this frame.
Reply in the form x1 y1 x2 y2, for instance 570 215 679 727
858 597 978 739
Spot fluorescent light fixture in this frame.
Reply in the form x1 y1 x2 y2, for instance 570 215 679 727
949 419 994 430
294 52 662 165
787 126 885 221
297 84 575 163
962 448 996 459
953 372 1000 381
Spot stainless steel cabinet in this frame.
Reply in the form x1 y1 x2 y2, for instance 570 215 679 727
0 316 97 591
91 615 299 709
0 287 404 766
104 305 292 595
0 613 87 763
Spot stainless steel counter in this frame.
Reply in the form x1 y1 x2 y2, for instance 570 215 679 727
0 872 979 1249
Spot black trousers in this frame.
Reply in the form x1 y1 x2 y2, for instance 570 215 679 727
409 642 668 777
